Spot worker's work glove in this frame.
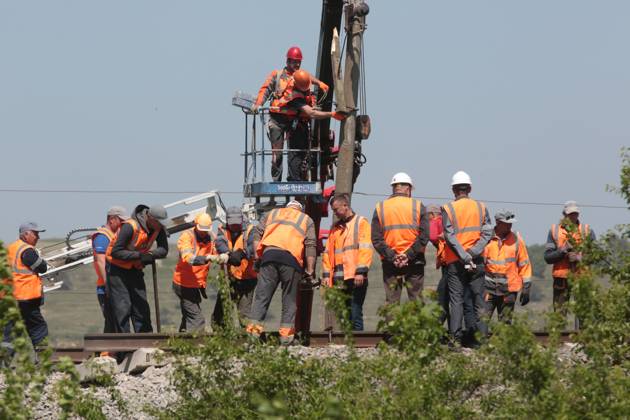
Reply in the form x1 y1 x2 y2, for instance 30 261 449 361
567 252 582 263
318 82 329 93
560 243 573 254
331 111 347 121
199 287 208 300
251 104 260 114
300 272 321 289
140 253 155 265
217 253 229 264
206 254 220 264
228 250 247 266
519 283 531 306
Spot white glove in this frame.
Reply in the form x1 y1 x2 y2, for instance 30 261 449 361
206 254 220 263
218 253 229 264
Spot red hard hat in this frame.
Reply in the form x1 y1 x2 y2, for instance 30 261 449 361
293 69 311 91
286 46 303 61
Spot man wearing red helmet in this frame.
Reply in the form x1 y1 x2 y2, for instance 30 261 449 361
251 46 343 181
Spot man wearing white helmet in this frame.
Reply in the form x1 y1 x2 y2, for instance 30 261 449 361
372 172 429 311
441 171 493 345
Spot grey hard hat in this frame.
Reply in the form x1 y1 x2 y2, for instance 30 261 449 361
563 200 579 215
148 204 169 225
107 205 130 220
19 222 46 234
226 206 244 225
494 210 517 224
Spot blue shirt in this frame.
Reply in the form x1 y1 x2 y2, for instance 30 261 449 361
92 233 111 254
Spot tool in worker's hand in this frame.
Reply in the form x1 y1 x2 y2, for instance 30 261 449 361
300 272 321 290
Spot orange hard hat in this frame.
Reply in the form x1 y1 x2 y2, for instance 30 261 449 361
194 213 212 232
293 69 311 91
286 46 303 61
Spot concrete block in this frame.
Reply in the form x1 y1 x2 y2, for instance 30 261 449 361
76 356 118 383
118 347 170 374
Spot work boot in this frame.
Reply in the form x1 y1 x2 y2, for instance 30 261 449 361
279 335 295 346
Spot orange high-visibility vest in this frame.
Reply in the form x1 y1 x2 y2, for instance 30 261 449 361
442 198 487 264
92 226 115 287
221 224 257 281
173 229 215 288
375 196 422 257
106 219 152 270
256 207 310 267
550 223 590 279
7 239 42 301
483 232 532 292
322 214 372 286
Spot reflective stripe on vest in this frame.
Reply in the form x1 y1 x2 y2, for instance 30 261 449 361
92 226 115 287
442 198 486 264
173 229 214 288
7 239 42 300
106 219 149 270
257 208 309 266
375 196 422 256
550 223 590 279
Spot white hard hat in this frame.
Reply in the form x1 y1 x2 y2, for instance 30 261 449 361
451 171 472 186
390 172 413 187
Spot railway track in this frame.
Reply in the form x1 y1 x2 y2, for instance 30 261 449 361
52 330 577 363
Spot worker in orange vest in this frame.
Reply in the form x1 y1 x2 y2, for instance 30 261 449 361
212 207 258 327
3 222 49 349
172 213 219 332
322 193 373 331
251 46 343 181
372 172 429 315
483 210 532 324
91 205 129 334
441 171 493 345
544 201 595 317
247 200 317 345
106 204 169 333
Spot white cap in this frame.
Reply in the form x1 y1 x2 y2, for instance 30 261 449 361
563 200 580 215
286 200 303 211
390 172 413 187
451 170 472 186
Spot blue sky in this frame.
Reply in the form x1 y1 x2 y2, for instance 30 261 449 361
1 0 628 244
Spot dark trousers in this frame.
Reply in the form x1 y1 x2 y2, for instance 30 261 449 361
172 283 205 332
212 278 257 327
437 267 449 325
446 261 487 342
15 298 48 347
382 263 425 305
333 278 369 331
106 265 153 333
552 277 571 316
97 290 115 333
249 263 300 330
484 292 517 324
268 116 309 182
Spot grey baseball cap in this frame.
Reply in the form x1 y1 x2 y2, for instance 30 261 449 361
19 222 46 234
148 204 169 225
107 205 130 220
226 206 244 225
563 200 579 215
495 210 517 224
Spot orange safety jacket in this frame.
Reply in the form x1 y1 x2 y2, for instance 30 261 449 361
483 231 532 293
6 239 42 301
92 226 115 287
173 229 215 289
374 196 423 258
322 214 372 286
106 219 156 270
256 207 310 267
219 225 257 281
256 69 315 117
442 198 487 265
550 223 590 279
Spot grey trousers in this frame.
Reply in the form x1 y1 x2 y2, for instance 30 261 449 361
249 263 300 330
382 263 425 304
172 283 205 332
446 261 487 342
106 265 153 333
